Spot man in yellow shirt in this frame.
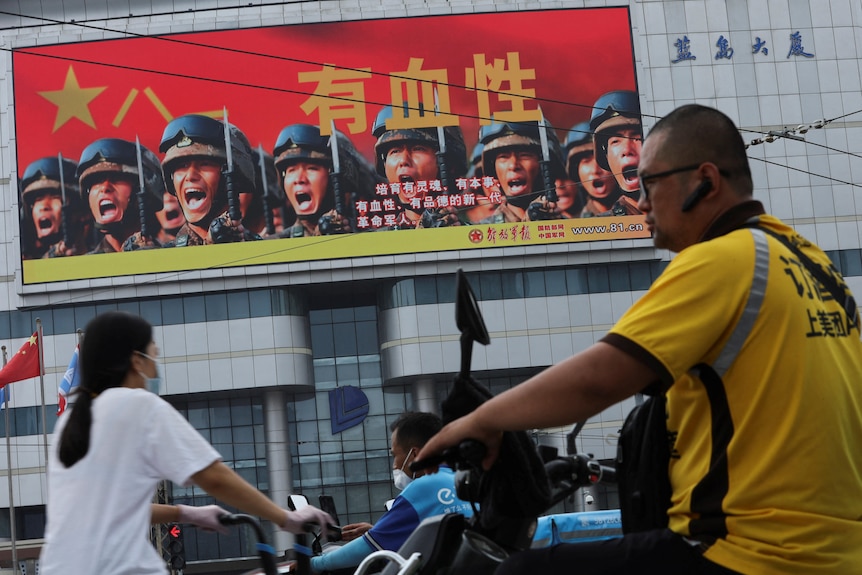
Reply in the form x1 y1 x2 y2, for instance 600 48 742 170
419 104 862 574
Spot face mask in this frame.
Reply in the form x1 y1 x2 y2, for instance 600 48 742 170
137 351 163 395
393 448 415 491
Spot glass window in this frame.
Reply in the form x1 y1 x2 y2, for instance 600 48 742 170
10 310 34 339
187 402 210 428
211 427 233 444
14 408 38 436
355 321 379 355
566 268 589 294
841 249 862 277
75 305 96 329
524 271 547 297
544 270 567 296
227 291 250 320
587 266 610 293
394 279 415 307
230 398 253 426
415 277 438 305
479 273 503 300
249 290 273 318
333 325 358 357
233 426 255 460
355 306 376 322
608 264 630 292
0 313 10 340
184 296 206 323
436 275 456 303
629 262 652 290
501 271 525 299
311 325 335 359
53 308 76 334
139 299 162 325
161 298 184 326
209 400 232 427
95 303 116 316
332 308 354 324
205 293 229 321
116 300 140 316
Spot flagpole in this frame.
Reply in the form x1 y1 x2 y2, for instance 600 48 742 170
2 346 18 575
36 319 48 491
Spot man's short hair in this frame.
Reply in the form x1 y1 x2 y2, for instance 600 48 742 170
647 104 753 195
390 411 442 449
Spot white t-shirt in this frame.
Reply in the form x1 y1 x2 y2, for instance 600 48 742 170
40 387 221 574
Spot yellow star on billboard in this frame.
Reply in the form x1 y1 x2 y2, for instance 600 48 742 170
38 66 106 132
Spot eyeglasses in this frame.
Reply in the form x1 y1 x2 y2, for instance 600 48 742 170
638 163 702 201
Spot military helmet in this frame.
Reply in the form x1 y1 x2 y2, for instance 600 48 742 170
76 138 164 211
467 142 484 179
20 156 80 208
273 123 332 173
563 121 594 181
372 105 468 179
589 91 642 171
479 117 565 179
159 114 256 196
273 123 384 208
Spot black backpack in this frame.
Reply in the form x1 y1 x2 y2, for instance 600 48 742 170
615 394 672 533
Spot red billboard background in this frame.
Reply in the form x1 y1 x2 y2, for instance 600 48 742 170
13 8 636 171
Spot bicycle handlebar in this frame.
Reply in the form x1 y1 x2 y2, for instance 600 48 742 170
218 513 279 575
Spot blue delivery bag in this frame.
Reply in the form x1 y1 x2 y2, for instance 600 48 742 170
531 510 623 548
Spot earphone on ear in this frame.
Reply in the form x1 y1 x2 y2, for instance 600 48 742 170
681 179 712 212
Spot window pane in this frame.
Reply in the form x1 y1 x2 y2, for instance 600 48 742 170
415 277 437 305
227 291 250 320
334 325 358 357
311 325 335 358
479 273 503 300
587 266 610 292
524 271 546 297
139 300 162 325
608 264 630 292
205 293 229 321
501 272 525 299
161 298 184 326
545 270 567 296
53 308 76 334
249 290 273 318
355 321 378 355
184 296 206 323
630 262 652 290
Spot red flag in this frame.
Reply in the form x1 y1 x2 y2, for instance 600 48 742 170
0 332 41 388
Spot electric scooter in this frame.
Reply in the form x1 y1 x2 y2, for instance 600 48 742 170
348 269 616 575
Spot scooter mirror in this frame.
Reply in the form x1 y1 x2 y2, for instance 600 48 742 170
287 494 309 511
456 269 490 346
456 269 490 379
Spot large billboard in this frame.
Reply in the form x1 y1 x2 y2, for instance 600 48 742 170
13 7 645 285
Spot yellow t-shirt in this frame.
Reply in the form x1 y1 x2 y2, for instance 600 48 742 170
607 214 862 574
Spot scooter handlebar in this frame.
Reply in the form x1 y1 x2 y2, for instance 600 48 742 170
409 439 486 473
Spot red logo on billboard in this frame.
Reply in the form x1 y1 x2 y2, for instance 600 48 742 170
468 229 483 244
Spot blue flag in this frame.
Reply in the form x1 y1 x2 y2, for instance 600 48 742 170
57 345 80 416
0 386 9 410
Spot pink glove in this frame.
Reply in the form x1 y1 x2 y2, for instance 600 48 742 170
177 504 230 535
280 505 336 538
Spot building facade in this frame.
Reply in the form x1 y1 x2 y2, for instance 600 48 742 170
0 0 860 572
